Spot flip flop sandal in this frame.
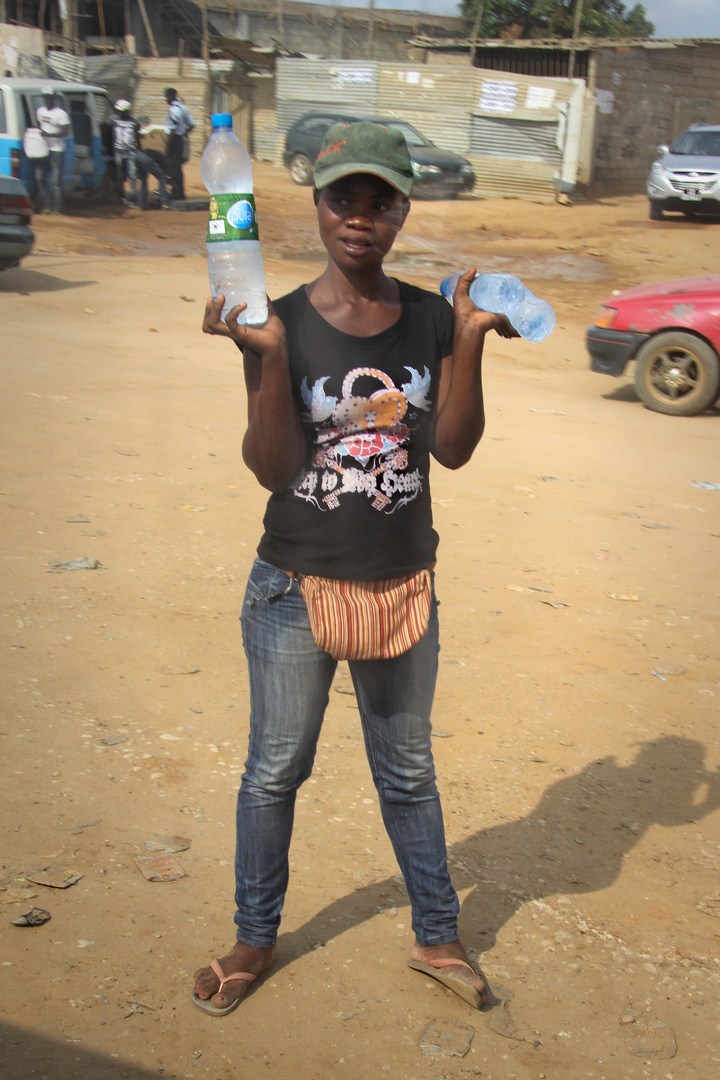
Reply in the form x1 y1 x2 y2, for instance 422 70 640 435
407 957 486 1009
191 957 257 1017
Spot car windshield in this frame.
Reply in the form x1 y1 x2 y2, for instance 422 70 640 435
380 121 431 148
670 130 720 157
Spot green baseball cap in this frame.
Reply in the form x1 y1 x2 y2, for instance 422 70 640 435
313 121 414 197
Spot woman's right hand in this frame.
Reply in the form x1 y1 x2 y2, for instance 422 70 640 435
202 295 287 358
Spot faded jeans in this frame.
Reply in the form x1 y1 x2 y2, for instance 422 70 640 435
34 150 64 212
235 558 459 948
135 150 169 209
114 149 137 203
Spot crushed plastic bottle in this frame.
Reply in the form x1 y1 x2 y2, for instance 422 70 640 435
440 271 556 342
201 113 267 325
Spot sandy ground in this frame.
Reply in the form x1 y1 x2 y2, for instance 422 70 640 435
1 161 720 1080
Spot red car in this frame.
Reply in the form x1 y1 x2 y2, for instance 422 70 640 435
587 275 720 416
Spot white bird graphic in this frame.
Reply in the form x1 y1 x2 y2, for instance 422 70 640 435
301 376 337 422
401 366 432 411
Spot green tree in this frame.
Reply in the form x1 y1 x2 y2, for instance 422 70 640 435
460 0 655 40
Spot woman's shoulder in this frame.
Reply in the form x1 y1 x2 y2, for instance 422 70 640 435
273 284 308 321
397 279 453 331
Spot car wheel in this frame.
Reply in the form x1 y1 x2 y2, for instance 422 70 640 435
634 332 720 416
649 200 665 221
289 154 314 185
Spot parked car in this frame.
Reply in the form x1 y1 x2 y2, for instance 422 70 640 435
646 123 720 221
0 174 34 270
283 112 475 198
586 275 720 416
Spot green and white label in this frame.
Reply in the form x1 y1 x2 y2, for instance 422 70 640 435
206 193 259 242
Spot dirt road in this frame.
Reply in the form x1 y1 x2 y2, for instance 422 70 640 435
1 164 719 1080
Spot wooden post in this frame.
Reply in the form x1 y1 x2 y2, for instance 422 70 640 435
469 3 484 67
201 0 209 62
367 0 375 61
96 0 108 53
277 0 285 49
568 0 585 80
137 0 159 58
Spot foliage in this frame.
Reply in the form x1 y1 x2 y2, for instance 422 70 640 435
459 0 655 40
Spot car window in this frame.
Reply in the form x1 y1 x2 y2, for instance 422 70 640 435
0 90 6 134
670 130 720 156
383 121 429 148
301 117 340 136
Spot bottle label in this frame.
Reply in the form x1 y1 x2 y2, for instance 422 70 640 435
206 193 259 242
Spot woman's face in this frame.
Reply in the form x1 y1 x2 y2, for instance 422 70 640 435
315 174 410 271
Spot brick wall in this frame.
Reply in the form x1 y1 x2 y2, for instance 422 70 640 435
587 43 720 196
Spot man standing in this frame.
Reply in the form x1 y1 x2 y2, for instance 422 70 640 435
163 87 194 202
35 88 70 214
111 99 140 206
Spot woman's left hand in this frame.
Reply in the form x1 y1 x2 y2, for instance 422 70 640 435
451 269 520 340
202 295 287 358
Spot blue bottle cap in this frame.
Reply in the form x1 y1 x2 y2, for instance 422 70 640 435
211 113 233 128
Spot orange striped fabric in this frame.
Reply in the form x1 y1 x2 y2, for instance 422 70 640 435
299 570 431 660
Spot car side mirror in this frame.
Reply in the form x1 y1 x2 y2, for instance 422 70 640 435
656 144 669 155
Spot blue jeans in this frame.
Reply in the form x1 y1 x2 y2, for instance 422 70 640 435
114 149 137 203
34 150 64 212
135 150 169 209
235 558 459 948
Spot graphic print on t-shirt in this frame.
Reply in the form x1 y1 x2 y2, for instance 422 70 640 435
293 364 432 513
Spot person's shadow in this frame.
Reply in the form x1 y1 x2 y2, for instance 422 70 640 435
272 736 720 969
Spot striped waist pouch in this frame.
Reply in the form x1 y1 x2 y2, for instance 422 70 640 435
297 569 431 660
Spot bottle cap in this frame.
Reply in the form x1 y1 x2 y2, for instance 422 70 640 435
211 113 233 128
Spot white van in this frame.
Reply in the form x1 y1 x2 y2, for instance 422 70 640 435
0 77 113 198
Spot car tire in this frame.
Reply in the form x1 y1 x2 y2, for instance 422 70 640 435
634 332 720 416
649 200 665 221
289 154 314 186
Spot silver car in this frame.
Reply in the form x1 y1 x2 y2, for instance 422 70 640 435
647 124 720 221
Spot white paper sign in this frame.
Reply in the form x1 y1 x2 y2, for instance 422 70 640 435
479 79 518 115
525 86 556 110
595 89 615 115
335 68 373 85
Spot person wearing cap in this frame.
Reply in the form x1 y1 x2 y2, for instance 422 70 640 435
111 99 141 207
163 87 194 201
35 89 70 214
194 121 518 1017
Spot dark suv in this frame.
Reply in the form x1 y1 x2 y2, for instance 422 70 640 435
283 112 475 199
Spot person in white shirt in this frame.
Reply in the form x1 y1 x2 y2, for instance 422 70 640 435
163 87 194 201
35 89 70 214
111 99 140 206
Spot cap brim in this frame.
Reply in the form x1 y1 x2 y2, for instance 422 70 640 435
314 160 414 198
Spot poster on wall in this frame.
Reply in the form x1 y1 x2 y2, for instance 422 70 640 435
334 68 374 85
479 79 519 114
526 86 556 110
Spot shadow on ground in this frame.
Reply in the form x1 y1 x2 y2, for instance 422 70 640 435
0 267 97 293
0 1021 164 1080
274 736 720 966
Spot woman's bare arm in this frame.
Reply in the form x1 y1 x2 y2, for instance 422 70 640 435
429 269 518 470
202 295 306 492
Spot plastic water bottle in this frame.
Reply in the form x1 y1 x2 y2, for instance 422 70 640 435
201 113 267 325
440 271 555 343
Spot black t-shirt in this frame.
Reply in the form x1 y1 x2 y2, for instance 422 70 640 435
257 280 454 581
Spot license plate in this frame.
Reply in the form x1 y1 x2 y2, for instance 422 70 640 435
680 188 702 201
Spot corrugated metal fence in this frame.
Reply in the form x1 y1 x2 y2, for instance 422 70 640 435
275 58 586 200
